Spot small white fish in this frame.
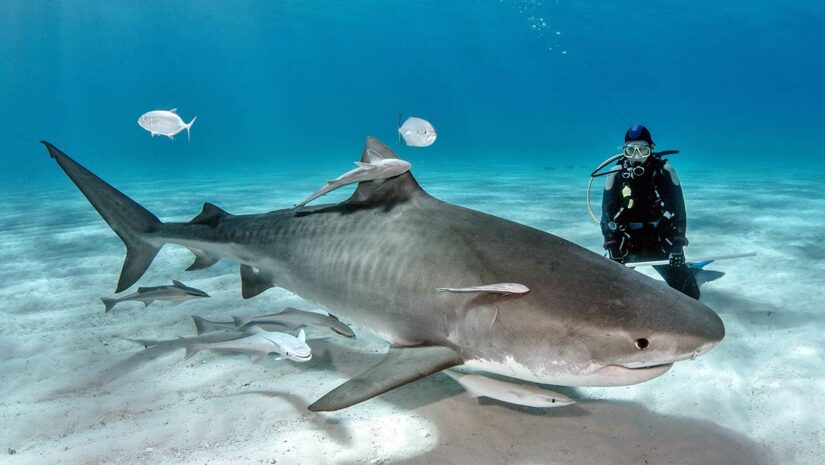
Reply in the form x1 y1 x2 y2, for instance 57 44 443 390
398 116 437 147
138 108 197 141
295 149 411 208
184 327 311 362
445 371 575 408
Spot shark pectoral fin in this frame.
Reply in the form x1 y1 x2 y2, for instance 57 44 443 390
309 345 463 412
186 248 220 271
143 299 155 307
435 283 530 295
240 265 275 299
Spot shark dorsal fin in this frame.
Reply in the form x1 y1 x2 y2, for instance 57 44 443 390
347 137 427 205
188 202 231 227
172 280 186 288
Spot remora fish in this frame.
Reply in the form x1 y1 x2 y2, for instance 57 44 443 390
398 116 437 147
44 137 724 412
295 150 411 208
100 280 209 313
137 109 197 141
444 370 575 408
191 309 355 339
233 307 355 338
184 327 312 362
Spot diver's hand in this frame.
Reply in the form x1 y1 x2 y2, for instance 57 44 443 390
668 251 685 267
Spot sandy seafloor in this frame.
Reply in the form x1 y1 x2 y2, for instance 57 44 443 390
1 161 823 465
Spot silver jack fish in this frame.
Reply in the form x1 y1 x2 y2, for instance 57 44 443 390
398 116 437 147
138 109 197 141
184 327 311 362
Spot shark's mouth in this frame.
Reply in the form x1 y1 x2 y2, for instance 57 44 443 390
587 363 674 386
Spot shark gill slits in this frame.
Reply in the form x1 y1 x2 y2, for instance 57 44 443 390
634 338 650 350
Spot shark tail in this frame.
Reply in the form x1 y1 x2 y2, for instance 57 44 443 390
101 297 118 313
185 116 197 142
42 142 163 293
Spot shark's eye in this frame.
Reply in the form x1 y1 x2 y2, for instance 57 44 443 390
634 338 650 350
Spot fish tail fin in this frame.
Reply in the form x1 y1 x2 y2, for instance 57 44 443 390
42 142 163 293
101 297 118 313
182 338 202 361
185 116 197 142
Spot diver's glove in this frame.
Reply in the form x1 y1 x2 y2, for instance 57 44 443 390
604 240 625 264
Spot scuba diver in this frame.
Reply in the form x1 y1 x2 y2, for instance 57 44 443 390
593 125 700 299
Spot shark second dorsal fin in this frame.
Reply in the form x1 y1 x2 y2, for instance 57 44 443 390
172 279 187 288
188 202 231 227
308 344 463 412
347 137 427 205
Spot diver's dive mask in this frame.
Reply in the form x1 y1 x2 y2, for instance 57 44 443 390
622 141 652 164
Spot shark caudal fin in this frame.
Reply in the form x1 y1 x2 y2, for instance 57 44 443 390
42 142 163 292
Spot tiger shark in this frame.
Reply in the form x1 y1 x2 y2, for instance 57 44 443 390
42 137 724 411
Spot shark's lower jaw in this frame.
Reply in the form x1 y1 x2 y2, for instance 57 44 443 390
581 363 674 386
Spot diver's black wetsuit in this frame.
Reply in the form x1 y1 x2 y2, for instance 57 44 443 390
601 156 700 299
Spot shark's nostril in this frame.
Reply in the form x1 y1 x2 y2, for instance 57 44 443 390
634 338 650 350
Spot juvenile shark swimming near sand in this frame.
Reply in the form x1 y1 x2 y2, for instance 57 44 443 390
43 137 724 411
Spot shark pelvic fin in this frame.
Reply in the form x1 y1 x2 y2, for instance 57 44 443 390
240 265 275 299
186 247 220 271
308 344 463 412
188 202 231 227
42 142 163 293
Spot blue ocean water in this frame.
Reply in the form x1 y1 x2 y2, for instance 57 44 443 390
2 2 825 465
2 0 824 185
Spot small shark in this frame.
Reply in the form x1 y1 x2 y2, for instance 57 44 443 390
101 280 209 312
183 327 312 362
45 137 724 412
